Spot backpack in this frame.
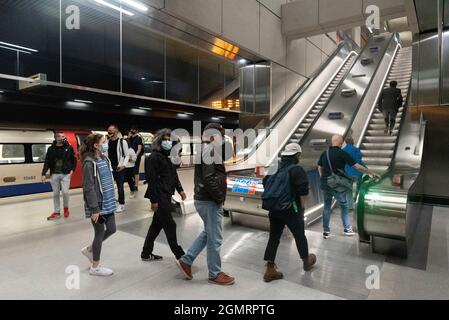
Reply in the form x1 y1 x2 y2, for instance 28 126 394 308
262 163 296 212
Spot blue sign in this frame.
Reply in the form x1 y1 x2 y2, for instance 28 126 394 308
231 178 259 195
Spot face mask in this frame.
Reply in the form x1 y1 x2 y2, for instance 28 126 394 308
100 143 109 153
161 140 172 151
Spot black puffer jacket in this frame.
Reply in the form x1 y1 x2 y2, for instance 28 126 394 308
41 140 77 176
194 143 227 204
144 150 183 204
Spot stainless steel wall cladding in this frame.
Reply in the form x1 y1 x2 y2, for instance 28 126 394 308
417 32 440 106
239 63 270 114
441 30 449 104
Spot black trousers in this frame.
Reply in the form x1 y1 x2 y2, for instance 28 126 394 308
142 196 185 259
125 167 136 192
264 208 309 261
383 109 397 131
112 170 125 205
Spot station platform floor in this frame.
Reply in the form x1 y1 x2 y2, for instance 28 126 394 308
1 187 449 300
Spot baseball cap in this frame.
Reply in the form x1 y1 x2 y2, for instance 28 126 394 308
281 143 302 156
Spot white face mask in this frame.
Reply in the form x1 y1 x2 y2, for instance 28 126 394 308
161 140 172 151
100 143 109 153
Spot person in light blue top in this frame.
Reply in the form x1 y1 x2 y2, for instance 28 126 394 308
342 136 367 212
79 133 117 277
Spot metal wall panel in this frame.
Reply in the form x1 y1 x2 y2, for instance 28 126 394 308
410 35 420 106
417 32 439 106
441 30 449 104
239 65 255 113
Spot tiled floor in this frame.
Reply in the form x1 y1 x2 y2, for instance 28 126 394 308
1 188 449 300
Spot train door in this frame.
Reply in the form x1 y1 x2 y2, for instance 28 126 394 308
61 130 90 189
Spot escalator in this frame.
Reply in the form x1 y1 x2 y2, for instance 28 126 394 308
224 34 398 229
354 45 428 262
359 46 412 174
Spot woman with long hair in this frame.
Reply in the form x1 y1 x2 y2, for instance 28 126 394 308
79 133 117 276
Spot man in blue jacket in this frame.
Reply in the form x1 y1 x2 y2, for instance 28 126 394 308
342 136 367 212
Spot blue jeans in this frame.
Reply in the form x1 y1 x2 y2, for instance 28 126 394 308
321 180 351 232
50 174 71 213
346 176 362 211
181 200 224 278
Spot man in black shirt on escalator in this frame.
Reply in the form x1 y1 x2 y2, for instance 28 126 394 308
318 135 379 239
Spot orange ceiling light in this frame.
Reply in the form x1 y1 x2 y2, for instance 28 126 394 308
211 38 239 60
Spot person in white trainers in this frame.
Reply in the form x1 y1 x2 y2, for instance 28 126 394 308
80 133 117 276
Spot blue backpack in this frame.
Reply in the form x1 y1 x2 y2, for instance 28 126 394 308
262 163 296 211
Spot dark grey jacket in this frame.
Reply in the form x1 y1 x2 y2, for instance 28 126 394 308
82 154 113 216
378 87 403 113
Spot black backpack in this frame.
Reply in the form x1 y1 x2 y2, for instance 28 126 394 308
262 163 296 212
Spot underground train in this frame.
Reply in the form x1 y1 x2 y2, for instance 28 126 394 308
0 129 202 198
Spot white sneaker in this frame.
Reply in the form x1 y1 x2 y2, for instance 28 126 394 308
116 204 125 213
344 227 356 236
89 266 114 276
81 246 93 263
129 192 136 199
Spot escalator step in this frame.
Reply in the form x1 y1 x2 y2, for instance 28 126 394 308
369 124 400 130
361 143 395 149
366 165 390 174
364 136 397 143
362 157 392 165
361 149 394 157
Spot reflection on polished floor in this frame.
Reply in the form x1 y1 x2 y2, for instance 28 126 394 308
1 189 449 300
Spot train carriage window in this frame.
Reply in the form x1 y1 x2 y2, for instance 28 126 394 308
32 144 51 163
0 144 25 164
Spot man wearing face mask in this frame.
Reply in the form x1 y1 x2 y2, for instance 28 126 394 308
141 128 187 261
42 132 77 220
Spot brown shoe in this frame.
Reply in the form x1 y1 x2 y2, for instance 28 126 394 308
302 254 317 271
263 262 283 282
176 259 192 280
208 272 235 286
